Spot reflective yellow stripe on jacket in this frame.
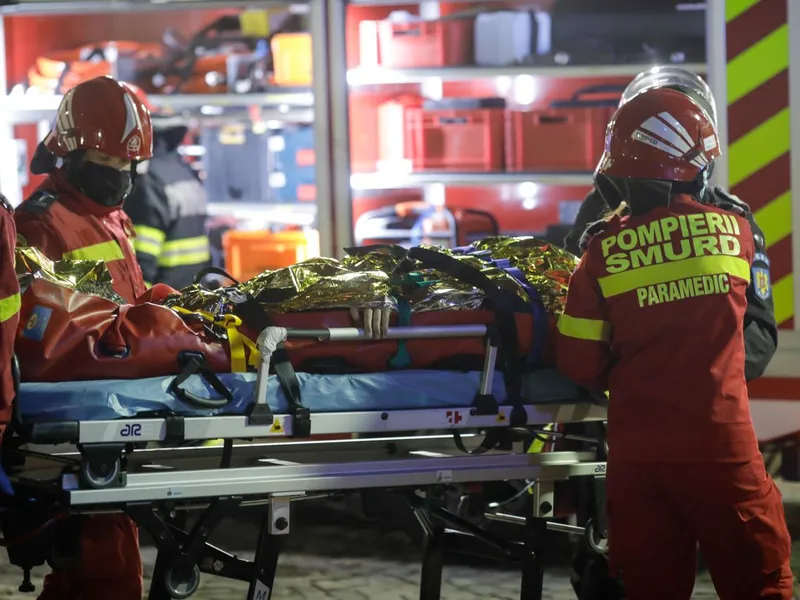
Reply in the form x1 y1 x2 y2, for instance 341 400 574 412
133 225 166 258
557 314 611 342
62 240 125 263
0 293 21 323
158 236 211 268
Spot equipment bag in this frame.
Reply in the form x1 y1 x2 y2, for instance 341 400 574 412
15 279 249 383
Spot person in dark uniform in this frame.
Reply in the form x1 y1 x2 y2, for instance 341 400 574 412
123 84 211 290
564 67 778 600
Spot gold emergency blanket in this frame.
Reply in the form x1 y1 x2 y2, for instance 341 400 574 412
15 243 125 304
163 235 577 317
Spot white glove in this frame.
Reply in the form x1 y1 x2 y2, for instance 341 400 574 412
349 307 391 339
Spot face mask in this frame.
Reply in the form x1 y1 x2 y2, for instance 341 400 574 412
74 162 132 207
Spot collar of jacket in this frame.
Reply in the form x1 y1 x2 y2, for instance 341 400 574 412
50 168 123 218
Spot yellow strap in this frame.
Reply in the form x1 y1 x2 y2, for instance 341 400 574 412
0 293 21 323
528 423 554 455
171 308 261 372
62 240 125 262
557 314 611 343
171 306 217 323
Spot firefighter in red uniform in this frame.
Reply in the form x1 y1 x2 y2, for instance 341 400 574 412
17 75 153 600
556 88 794 599
0 194 21 474
20 75 152 304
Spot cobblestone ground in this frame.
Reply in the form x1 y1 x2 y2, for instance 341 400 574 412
0 504 796 600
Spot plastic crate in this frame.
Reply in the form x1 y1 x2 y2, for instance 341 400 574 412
377 17 475 68
223 229 320 281
505 84 624 172
271 32 313 86
406 98 506 171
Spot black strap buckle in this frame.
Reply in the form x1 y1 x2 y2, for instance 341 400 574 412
292 407 311 438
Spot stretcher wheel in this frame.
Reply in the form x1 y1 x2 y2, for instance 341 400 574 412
79 457 121 489
585 519 609 555
163 563 201 599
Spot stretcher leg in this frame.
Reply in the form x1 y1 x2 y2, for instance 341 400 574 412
520 496 545 600
132 498 241 599
246 497 291 600
415 509 446 600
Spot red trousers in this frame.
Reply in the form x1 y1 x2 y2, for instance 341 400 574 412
37 514 143 600
607 458 794 600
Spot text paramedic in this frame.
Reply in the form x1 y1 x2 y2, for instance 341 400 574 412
599 211 742 308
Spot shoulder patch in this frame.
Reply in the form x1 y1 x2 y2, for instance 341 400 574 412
579 219 609 252
20 190 57 215
752 265 772 300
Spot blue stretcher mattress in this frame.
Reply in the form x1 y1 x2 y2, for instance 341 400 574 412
16 369 586 423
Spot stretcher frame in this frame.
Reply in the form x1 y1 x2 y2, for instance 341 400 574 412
3 325 610 600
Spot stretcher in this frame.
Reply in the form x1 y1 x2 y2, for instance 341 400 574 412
2 325 609 600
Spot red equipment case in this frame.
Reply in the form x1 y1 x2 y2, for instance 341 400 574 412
375 16 476 68
406 97 506 171
505 85 624 172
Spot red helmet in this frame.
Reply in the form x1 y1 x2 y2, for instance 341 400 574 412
596 87 721 183
121 81 154 113
43 75 153 161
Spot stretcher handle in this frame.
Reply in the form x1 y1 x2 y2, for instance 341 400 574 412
169 351 234 409
284 324 488 341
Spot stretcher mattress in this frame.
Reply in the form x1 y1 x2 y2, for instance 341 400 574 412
16 369 588 423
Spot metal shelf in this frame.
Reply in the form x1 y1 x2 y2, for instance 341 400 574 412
347 63 707 86
207 202 317 225
0 0 304 16
350 172 594 190
0 91 315 125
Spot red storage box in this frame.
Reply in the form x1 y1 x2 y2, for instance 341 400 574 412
506 85 624 172
406 97 506 171
377 17 475 68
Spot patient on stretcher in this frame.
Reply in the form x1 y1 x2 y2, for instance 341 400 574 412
13 237 576 383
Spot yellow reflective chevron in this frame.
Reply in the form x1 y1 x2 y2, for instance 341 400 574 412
725 0 759 21
133 225 166 257
772 274 794 326
753 190 792 247
0 292 21 322
158 236 211 268
728 108 790 188
63 240 125 262
726 25 788 105
598 255 751 298
557 314 610 343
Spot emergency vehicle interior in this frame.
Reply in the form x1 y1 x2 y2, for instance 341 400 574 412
0 1 797 600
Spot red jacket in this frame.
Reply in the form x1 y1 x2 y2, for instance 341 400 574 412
0 197 20 417
15 170 146 304
556 195 760 463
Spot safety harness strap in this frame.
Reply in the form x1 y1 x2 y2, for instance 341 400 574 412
406 247 525 424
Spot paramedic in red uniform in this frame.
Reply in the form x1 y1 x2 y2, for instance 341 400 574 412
17 75 153 600
556 88 794 599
